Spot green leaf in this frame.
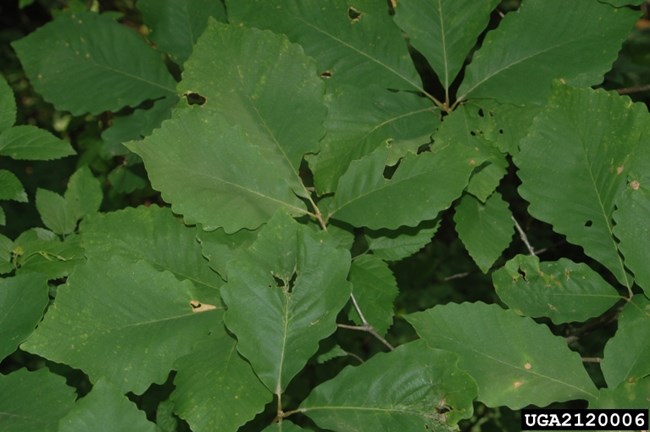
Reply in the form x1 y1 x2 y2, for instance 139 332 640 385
228 1 439 195
228 0 423 91
613 165 650 297
65 166 102 220
0 207 5 226
601 296 650 388
393 0 500 91
493 255 621 324
221 212 351 393
14 229 84 279
101 95 177 154
432 105 507 202
196 226 258 280
156 400 178 432
301 340 477 430
407 302 598 408
316 344 349 364
515 85 649 288
106 166 147 194
348 255 398 336
0 233 12 274
81 206 223 305
309 84 439 194
365 219 440 261
457 0 637 104
12 11 176 115
262 421 309 432
21 257 220 394
58 378 157 432
0 274 49 361
36 188 77 235
0 368 76 432
0 169 27 202
138 0 226 64
454 192 513 273
0 125 75 160
600 0 646 6
128 107 308 232
460 100 542 156
172 329 272 432
0 75 16 132
588 376 650 409
179 20 325 174
330 143 481 229
319 222 355 251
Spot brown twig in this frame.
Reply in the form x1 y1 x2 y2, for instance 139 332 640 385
615 83 650 95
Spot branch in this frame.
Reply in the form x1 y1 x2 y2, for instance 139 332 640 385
337 293 395 351
615 83 650 95
511 215 536 256
443 271 470 281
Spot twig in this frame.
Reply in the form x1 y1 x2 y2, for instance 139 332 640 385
615 83 650 95
338 294 395 351
511 215 536 256
443 271 470 281
346 350 364 364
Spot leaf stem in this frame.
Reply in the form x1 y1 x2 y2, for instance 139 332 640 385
426 92 448 112
338 293 395 351
511 215 536 256
281 408 305 419
305 195 328 231
274 392 285 424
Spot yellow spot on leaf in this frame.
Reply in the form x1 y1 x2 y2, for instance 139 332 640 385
524 362 532 370
190 300 217 313
630 180 640 191
616 166 624 175
513 380 523 389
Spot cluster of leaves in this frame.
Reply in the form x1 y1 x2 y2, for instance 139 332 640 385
1 0 649 431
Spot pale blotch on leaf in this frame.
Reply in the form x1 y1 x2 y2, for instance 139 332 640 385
616 165 624 175
524 362 532 370
190 300 217 313
513 380 523 389
630 180 640 191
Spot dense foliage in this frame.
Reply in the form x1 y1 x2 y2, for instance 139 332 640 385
0 0 649 431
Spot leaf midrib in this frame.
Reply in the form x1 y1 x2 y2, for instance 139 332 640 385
292 13 426 96
434 329 597 399
458 36 580 101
